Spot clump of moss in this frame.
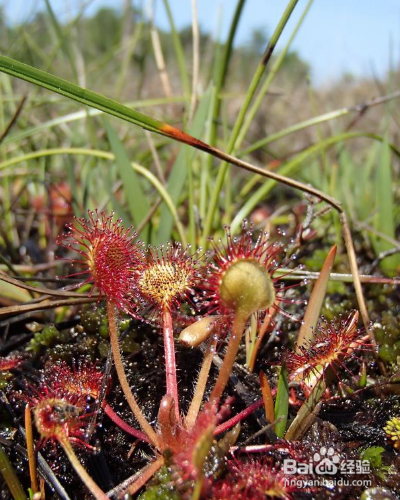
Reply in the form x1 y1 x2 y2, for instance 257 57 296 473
374 311 400 365
27 325 71 356
138 467 181 500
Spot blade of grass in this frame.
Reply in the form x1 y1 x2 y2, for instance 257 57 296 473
0 445 26 500
162 0 190 102
202 0 302 246
284 378 325 441
274 363 289 438
2 97 187 149
156 86 212 244
296 245 337 350
189 0 200 124
0 55 183 137
208 0 247 147
43 0 78 81
236 0 312 150
103 117 151 240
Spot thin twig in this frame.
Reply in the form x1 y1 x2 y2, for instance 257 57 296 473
0 272 98 298
0 297 96 318
0 95 27 145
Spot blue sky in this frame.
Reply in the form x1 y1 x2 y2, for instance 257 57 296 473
2 0 400 85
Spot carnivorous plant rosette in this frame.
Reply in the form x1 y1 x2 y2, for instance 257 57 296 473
285 310 367 383
28 376 108 499
57 210 159 447
57 209 141 312
202 222 295 402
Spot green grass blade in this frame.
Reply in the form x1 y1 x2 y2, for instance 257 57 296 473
0 55 171 135
0 445 26 500
209 0 247 147
88 118 149 237
156 87 212 244
162 0 190 101
2 96 186 149
230 131 400 234
237 0 314 150
43 0 78 81
285 378 326 440
202 0 302 246
274 363 289 438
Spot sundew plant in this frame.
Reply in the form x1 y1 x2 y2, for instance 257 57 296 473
0 1 399 499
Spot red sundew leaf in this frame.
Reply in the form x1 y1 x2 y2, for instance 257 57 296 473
57 210 143 314
0 356 23 371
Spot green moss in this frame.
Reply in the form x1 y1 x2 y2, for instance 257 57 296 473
26 325 70 355
138 467 181 500
321 296 353 321
120 331 140 354
80 306 109 335
378 344 394 363
0 372 12 390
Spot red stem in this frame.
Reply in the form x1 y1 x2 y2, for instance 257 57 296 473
214 398 264 436
162 307 180 421
103 403 150 443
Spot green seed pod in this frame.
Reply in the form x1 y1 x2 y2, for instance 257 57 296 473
220 260 276 319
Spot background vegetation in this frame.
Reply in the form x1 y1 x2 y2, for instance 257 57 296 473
0 0 399 277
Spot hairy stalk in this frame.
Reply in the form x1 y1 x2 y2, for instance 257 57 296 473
210 315 247 402
163 308 180 421
186 336 218 430
59 437 109 500
103 403 150 443
106 301 159 448
214 398 264 436
127 456 164 497
0 445 25 500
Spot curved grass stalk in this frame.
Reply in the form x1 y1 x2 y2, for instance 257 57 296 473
235 0 314 149
201 0 302 248
230 131 400 235
0 445 26 500
0 148 187 245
